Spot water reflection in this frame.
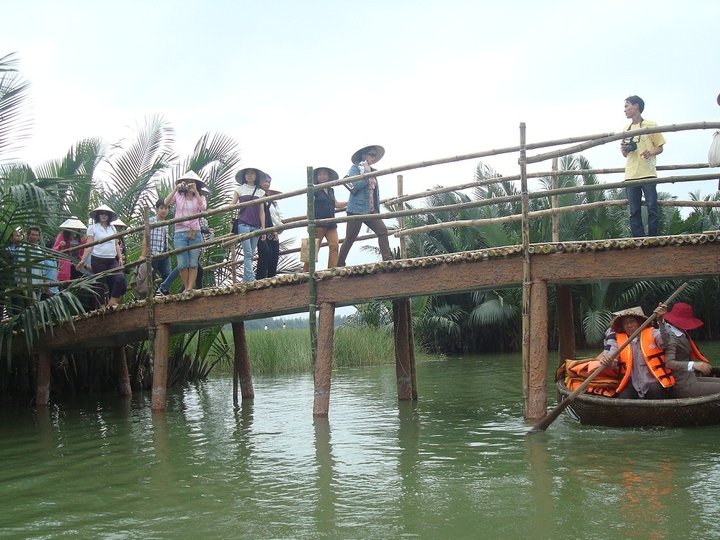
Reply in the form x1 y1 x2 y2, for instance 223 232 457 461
397 400 421 537
524 435 555 539
312 418 336 535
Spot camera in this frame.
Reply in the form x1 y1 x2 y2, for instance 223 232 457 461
177 182 189 194
622 138 638 153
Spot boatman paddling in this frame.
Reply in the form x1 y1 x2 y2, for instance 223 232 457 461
600 306 674 399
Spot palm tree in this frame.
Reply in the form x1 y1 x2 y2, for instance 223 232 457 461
1 53 100 369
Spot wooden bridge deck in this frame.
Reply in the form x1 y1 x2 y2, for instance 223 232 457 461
47 233 720 351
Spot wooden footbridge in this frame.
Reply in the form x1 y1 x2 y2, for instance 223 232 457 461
22 121 720 420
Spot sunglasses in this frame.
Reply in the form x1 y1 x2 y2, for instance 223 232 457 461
365 152 378 158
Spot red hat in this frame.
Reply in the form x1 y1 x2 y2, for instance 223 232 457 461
664 302 704 331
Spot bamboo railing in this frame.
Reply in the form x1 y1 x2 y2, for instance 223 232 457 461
7 121 720 313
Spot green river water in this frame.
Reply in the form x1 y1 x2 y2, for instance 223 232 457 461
1 354 720 539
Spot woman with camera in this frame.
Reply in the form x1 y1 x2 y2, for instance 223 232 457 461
164 170 207 292
231 167 266 282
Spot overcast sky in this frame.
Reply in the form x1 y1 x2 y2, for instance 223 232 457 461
5 0 720 268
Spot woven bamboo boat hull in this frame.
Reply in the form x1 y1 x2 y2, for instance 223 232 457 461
557 381 720 428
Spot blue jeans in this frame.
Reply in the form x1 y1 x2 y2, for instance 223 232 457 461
160 264 203 293
152 257 172 281
174 230 202 269
626 181 658 237
237 224 259 282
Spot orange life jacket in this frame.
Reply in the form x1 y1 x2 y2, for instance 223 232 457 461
689 338 710 363
616 328 675 393
563 358 621 397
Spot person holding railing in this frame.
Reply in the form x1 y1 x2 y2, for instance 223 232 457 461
304 167 345 272
164 171 207 293
621 95 666 237
337 145 392 266
76 205 127 307
231 167 266 282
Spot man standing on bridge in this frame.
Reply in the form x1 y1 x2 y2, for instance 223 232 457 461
621 95 666 237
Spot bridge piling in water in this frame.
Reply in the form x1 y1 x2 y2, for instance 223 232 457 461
526 280 549 420
36 350 51 406
313 302 335 417
151 323 170 411
115 346 132 397
393 298 416 400
556 285 576 368
232 322 254 402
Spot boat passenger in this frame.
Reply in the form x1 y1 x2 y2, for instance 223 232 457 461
657 302 720 398
600 306 674 399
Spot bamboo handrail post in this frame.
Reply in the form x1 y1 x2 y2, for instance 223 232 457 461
551 157 559 243
142 207 156 355
519 122 531 413
307 166 318 365
231 244 237 286
397 174 407 259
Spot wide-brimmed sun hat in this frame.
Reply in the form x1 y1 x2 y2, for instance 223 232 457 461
111 218 128 229
351 145 385 165
313 167 339 183
664 302 704 331
59 217 87 232
89 204 118 223
235 167 267 184
610 306 648 333
176 170 208 193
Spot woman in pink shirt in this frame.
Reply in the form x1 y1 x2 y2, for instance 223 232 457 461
164 171 207 292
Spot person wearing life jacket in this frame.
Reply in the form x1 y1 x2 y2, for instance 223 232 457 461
657 302 720 398
602 306 674 399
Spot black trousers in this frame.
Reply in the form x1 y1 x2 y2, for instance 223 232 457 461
256 238 279 279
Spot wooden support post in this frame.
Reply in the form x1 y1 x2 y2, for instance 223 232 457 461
36 350 51 406
406 299 418 400
313 302 335 417
526 279 549 420
232 322 254 400
151 323 170 411
393 298 413 400
115 346 132 397
556 285 576 366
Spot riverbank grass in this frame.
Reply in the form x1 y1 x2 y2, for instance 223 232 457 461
219 326 399 374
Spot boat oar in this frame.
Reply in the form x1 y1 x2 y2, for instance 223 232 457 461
527 282 688 435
